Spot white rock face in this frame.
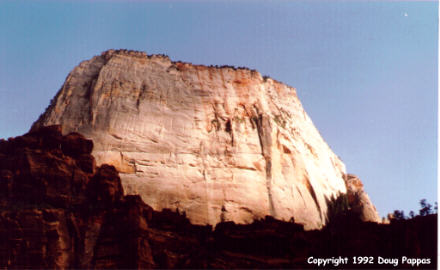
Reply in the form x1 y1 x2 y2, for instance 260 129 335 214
34 50 356 230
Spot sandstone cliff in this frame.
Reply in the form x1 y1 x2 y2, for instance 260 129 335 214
344 174 381 222
32 49 379 229
0 127 436 269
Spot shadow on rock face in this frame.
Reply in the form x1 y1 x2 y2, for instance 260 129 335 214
0 126 436 269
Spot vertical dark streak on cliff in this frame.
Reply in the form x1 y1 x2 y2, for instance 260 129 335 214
304 174 322 222
86 77 98 126
296 186 305 207
136 84 147 112
254 110 276 217
225 119 234 146
265 159 275 216
225 119 231 133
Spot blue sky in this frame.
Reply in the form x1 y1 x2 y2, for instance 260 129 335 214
0 0 437 218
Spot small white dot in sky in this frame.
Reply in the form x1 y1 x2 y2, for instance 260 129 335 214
404 12 408 17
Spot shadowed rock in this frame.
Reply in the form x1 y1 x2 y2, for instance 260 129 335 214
0 127 436 269
344 173 381 222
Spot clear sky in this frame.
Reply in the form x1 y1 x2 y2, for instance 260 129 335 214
0 0 437 218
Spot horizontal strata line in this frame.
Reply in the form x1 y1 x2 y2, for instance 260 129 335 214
99 151 266 156
133 163 259 170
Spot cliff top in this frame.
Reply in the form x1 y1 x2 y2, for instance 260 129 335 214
91 49 288 87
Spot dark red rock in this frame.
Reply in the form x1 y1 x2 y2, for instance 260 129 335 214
61 132 93 158
0 126 436 269
87 164 123 208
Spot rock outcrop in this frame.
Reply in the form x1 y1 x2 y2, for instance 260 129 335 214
33 49 373 229
0 127 436 269
0 126 152 268
344 174 381 222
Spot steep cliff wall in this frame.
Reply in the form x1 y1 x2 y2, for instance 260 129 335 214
33 49 379 229
0 126 434 269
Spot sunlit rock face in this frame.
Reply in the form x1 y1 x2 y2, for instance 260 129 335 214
344 174 381 223
33 49 354 230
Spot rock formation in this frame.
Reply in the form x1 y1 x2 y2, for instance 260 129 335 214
344 174 381 222
0 126 149 268
0 126 436 269
32 49 379 229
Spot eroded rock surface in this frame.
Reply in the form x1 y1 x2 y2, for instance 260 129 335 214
0 126 153 268
0 127 436 269
344 174 381 223
34 49 367 229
